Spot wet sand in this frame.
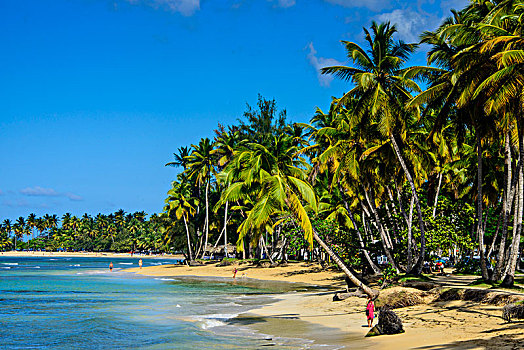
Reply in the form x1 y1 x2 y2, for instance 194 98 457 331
130 262 524 349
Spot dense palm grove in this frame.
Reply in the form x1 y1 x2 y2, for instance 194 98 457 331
3 0 524 293
0 211 168 253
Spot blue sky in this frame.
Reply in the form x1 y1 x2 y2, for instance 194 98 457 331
0 0 468 220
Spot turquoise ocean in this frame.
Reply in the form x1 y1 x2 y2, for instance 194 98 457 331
0 256 340 349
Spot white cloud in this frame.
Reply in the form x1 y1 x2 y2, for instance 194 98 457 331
20 186 60 197
125 0 200 16
65 193 84 202
19 186 83 201
376 8 441 42
306 42 345 87
271 0 296 8
324 0 392 12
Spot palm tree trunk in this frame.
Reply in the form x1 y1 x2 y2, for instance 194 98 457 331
495 131 515 280
312 228 378 298
224 200 228 258
476 131 490 280
385 202 400 244
183 215 193 261
394 184 410 225
363 187 399 272
502 120 524 286
487 215 501 259
261 235 274 264
203 180 210 259
407 193 415 271
432 172 443 218
344 201 381 275
389 134 425 274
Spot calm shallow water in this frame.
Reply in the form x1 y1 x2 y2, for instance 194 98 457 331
0 256 334 349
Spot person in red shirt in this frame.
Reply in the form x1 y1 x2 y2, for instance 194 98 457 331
366 297 375 327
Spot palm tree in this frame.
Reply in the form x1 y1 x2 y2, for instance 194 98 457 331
186 137 216 258
166 146 191 169
321 21 428 274
221 133 378 297
165 180 198 261
1 219 13 250
27 213 37 240
212 130 246 258
471 0 524 284
13 217 27 250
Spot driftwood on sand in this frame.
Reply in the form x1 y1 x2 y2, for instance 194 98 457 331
333 288 368 301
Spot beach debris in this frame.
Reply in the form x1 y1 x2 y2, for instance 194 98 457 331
333 289 367 301
502 302 524 322
365 306 404 337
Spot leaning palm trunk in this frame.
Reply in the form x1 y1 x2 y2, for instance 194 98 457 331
495 132 517 280
389 134 425 274
476 132 490 280
312 228 378 298
395 184 410 225
407 194 415 271
432 172 443 218
363 188 399 272
502 180 522 285
345 204 381 274
223 200 228 258
202 180 210 259
183 215 193 261
487 216 501 259
502 121 524 286
261 235 274 264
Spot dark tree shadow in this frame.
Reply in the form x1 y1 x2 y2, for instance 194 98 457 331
414 333 524 349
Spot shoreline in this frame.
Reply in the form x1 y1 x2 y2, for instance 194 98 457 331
0 251 185 259
130 262 524 349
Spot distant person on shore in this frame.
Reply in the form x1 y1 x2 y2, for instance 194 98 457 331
366 297 375 328
139 259 143 269
233 267 238 279
109 262 113 272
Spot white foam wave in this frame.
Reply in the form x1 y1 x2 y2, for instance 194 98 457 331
1 267 11 269
201 319 226 329
70 264 81 267
119 263 133 265
154 278 176 281
193 313 239 330
2 263 18 266
31 266 41 269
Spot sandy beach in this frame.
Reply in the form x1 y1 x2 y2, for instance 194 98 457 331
129 262 524 349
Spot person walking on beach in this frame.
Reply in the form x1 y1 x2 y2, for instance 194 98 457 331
366 297 375 327
233 267 238 279
109 262 113 272
139 259 143 269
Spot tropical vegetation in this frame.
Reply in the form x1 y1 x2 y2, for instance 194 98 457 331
3 0 524 296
